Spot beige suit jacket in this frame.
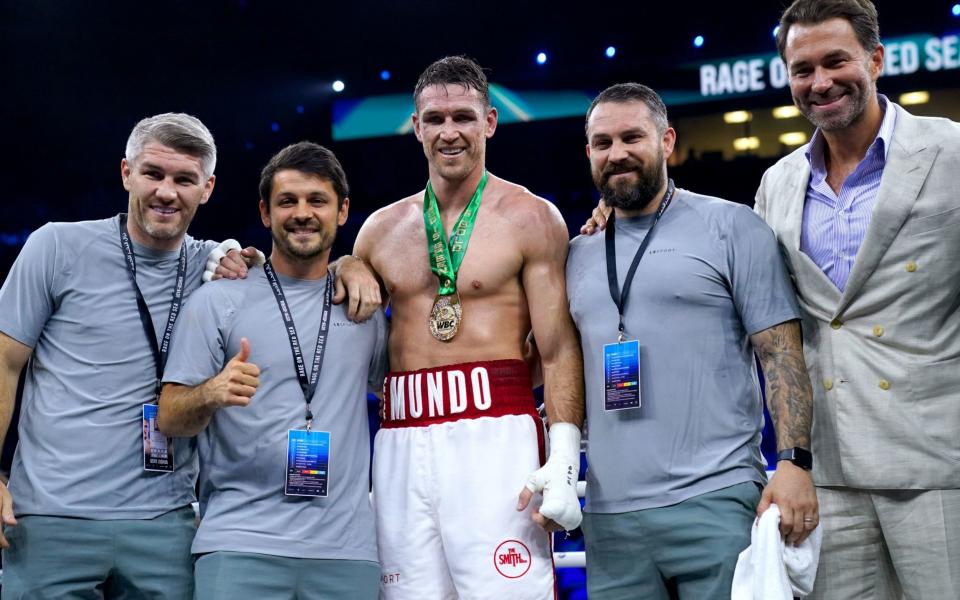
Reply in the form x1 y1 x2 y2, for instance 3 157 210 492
755 104 960 489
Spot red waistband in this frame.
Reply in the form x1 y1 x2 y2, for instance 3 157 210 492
381 359 537 428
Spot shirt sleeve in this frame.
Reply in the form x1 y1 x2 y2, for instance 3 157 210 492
162 283 232 387
183 237 222 294
0 223 62 347
725 205 801 335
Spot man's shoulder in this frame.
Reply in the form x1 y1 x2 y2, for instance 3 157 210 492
188 267 263 308
677 189 754 220
362 193 422 233
676 190 771 240
491 176 548 209
487 175 565 231
35 216 116 245
569 229 603 255
766 144 809 176
892 104 960 148
19 217 117 268
181 233 219 257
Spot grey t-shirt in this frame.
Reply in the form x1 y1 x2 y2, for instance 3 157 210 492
567 190 800 513
0 216 217 519
162 267 387 561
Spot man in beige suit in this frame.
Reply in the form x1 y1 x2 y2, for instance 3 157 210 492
755 0 960 597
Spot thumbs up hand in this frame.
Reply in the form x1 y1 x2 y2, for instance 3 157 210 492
207 337 260 408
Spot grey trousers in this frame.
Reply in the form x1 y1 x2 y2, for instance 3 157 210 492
583 481 760 600
193 551 379 600
810 486 960 600
1 506 195 600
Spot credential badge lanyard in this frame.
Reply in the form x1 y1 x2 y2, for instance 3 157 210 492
117 213 187 399
263 260 333 431
604 180 676 342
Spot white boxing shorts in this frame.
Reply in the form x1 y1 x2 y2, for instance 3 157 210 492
374 359 556 600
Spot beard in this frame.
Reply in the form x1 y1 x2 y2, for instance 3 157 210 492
271 219 335 262
595 150 665 211
795 78 872 132
130 199 192 243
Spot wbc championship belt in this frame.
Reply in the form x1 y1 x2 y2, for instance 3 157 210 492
422 171 487 342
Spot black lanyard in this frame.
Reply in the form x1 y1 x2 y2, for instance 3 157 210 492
118 213 187 399
263 260 333 430
605 180 676 341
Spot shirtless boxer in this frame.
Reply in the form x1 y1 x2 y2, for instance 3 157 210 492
345 56 585 600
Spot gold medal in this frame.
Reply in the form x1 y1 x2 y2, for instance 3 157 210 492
429 292 462 342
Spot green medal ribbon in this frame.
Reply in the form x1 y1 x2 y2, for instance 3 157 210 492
423 171 487 296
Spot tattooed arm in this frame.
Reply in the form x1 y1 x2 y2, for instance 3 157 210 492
753 320 813 450
751 319 819 544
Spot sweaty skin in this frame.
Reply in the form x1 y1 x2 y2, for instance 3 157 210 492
357 176 557 372
352 84 583 429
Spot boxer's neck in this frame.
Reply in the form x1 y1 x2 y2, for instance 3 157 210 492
429 164 486 213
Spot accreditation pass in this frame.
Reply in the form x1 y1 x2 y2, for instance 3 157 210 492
603 340 641 411
142 404 174 472
285 429 331 497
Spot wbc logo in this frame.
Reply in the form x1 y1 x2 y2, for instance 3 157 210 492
494 540 532 579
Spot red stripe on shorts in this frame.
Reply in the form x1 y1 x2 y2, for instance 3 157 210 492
381 359 538 429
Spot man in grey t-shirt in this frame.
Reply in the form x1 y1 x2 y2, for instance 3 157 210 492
0 113 243 598
569 84 819 598
160 142 386 599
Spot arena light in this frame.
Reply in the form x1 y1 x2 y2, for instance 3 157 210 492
899 91 929 105
536 52 548 65
772 105 801 119
773 25 780 38
953 4 960 17
693 35 705 48
380 70 391 81
605 46 616 58
723 110 752 124
733 136 760 151
332 80 345 93
778 132 808 146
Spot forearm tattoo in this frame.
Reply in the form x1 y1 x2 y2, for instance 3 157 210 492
753 321 813 450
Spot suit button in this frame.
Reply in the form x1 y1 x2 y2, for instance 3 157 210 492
824 379 834 391
873 326 884 337
830 319 842 330
905 261 918 272
879 379 891 390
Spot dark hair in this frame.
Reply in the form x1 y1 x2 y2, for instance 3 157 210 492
259 142 349 208
413 56 490 110
776 0 880 60
585 83 669 135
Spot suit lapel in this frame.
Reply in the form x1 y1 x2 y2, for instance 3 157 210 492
781 156 808 253
782 153 843 305
835 107 938 315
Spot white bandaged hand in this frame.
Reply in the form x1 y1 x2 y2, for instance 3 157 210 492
202 240 265 282
525 422 582 531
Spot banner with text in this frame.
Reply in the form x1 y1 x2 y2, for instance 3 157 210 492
698 34 959 99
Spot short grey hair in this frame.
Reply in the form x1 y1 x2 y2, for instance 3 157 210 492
125 113 217 178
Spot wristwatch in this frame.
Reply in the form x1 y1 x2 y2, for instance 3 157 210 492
776 447 813 470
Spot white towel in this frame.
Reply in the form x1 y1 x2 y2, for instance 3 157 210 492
730 504 823 600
